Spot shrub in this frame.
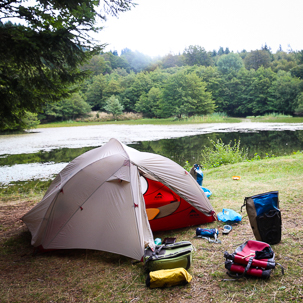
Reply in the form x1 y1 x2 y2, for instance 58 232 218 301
200 139 248 168
76 111 143 122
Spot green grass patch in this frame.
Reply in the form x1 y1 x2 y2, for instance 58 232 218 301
247 113 303 123
0 180 52 202
37 115 241 128
200 138 248 168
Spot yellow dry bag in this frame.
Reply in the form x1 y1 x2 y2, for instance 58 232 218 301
146 268 192 289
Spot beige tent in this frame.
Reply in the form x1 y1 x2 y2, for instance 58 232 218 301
22 138 215 260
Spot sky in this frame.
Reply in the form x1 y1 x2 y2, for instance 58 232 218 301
96 0 303 57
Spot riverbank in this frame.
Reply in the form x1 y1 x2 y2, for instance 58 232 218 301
36 115 303 128
0 153 303 302
2 121 303 156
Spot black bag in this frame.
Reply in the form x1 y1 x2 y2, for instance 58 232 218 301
144 241 193 272
241 191 282 244
224 240 284 279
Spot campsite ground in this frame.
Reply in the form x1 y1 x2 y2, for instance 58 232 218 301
1 152 303 302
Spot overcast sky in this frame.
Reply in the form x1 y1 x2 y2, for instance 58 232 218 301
96 0 303 57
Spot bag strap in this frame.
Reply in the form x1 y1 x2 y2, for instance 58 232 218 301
276 263 285 275
241 198 247 212
226 256 254 279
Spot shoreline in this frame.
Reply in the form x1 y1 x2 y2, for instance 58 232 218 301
1 122 303 156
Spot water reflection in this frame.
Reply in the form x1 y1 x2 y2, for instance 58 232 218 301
1 131 303 186
1 130 303 168
129 130 303 166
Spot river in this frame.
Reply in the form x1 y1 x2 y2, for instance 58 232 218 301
1 122 303 185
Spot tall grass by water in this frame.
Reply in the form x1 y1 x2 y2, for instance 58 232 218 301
247 113 303 123
37 112 242 128
183 138 302 171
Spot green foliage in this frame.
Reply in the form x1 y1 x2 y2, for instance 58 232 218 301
135 87 161 118
183 161 192 171
294 92 303 115
104 95 124 119
291 64 303 79
41 92 91 122
181 112 229 123
200 139 248 168
268 70 301 114
22 112 40 130
249 67 276 115
270 51 296 72
161 54 186 68
120 49 152 72
158 70 215 118
85 74 107 110
217 53 244 74
0 0 135 131
244 50 272 70
80 55 112 76
183 45 213 67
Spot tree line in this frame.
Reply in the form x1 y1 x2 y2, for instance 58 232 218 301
41 46 303 122
1 0 303 131
0 0 135 131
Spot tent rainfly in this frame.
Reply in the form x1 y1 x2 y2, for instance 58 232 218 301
22 138 216 260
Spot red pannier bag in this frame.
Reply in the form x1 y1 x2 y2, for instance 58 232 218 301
224 240 284 279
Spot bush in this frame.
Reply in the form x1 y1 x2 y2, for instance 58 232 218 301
180 112 228 123
76 111 143 122
201 139 248 168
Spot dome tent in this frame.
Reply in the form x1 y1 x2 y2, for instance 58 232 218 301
22 138 216 260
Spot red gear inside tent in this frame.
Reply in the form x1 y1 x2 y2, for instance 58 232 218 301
142 177 215 231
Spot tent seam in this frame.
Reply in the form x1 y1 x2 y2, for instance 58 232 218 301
42 156 128 248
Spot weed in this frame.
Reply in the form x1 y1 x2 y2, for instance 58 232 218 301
38 112 242 128
247 114 303 123
200 138 248 169
181 112 231 123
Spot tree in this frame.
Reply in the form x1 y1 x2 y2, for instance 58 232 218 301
249 67 276 115
85 74 107 110
290 50 303 79
183 45 213 67
225 47 230 55
103 78 123 101
294 93 303 116
238 49 248 60
161 54 185 68
41 92 91 121
158 70 215 118
244 50 272 70
217 53 244 75
135 87 161 118
0 0 135 131
120 72 152 111
80 55 112 76
120 50 152 72
268 70 301 114
270 51 296 73
218 47 225 56
195 66 227 113
104 95 124 119
102 51 130 71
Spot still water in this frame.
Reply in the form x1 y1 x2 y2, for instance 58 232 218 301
1 129 303 185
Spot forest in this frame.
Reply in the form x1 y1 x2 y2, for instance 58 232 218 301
1 0 303 131
40 45 303 123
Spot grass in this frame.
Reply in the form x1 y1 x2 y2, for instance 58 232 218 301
247 113 303 123
37 112 241 128
200 138 248 169
36 113 303 129
1 153 303 302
